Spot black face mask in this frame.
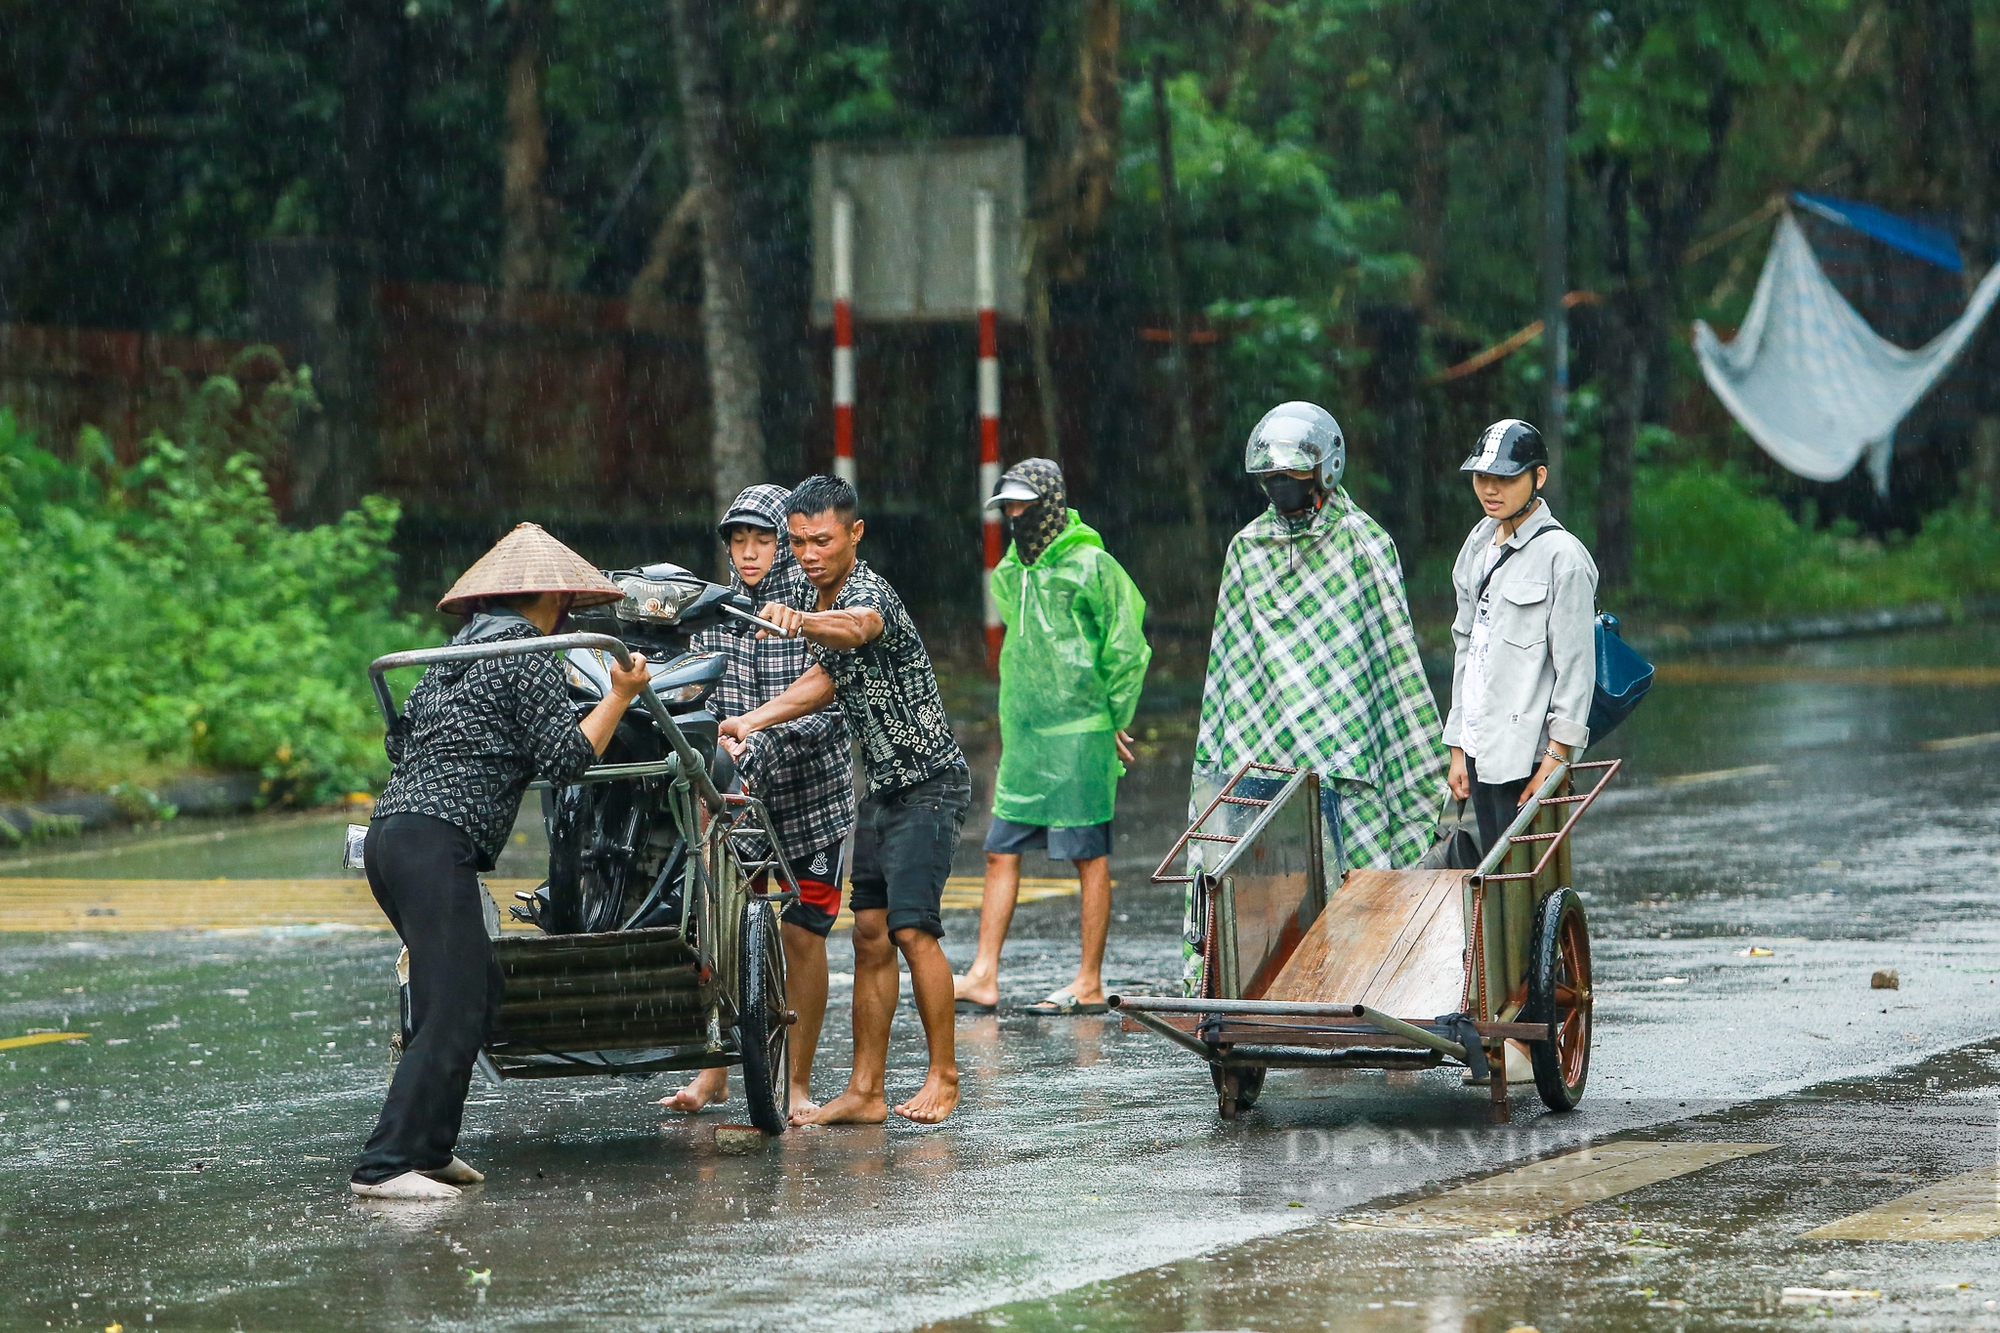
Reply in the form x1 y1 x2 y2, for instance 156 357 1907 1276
1262 473 1321 515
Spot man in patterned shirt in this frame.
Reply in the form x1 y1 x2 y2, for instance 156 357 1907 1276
722 475 970 1126
659 483 855 1122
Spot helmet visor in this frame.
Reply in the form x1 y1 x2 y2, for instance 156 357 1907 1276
1245 420 1324 475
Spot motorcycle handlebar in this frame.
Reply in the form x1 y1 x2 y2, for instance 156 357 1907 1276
367 632 724 814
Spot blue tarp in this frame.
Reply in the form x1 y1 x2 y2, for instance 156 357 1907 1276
1792 192 1963 272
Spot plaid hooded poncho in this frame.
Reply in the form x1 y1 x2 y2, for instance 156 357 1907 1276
1190 488 1446 876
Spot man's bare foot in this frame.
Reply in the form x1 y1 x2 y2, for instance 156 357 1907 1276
799 1088 888 1125
893 1067 960 1124
786 1094 822 1126
658 1067 728 1113
952 971 999 1008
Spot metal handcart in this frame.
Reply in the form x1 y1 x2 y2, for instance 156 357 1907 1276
1113 756 1620 1121
367 631 800 1135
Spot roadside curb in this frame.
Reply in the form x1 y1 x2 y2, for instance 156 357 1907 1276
0 772 266 843
1624 596 2000 660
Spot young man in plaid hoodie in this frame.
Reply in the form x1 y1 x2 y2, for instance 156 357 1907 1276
660 484 855 1122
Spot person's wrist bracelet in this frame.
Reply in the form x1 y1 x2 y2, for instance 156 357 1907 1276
1542 746 1568 762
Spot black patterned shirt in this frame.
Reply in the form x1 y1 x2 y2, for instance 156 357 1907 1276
807 561 965 796
372 616 596 869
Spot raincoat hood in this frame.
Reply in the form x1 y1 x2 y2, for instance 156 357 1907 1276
989 512 1152 828
719 484 808 606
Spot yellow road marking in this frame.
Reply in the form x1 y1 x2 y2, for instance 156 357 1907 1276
1919 731 2000 752
1358 1141 1776 1230
0 1031 90 1051
1654 665 2000 687
1804 1166 2000 1240
0 876 1083 932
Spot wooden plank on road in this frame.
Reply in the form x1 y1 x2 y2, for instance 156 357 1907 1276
1804 1167 2000 1241
1359 1140 1776 1230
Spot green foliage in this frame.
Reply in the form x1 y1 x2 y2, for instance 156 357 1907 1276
1630 445 2000 619
0 385 426 803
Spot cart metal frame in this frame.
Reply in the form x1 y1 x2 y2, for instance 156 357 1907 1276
1116 755 1620 1121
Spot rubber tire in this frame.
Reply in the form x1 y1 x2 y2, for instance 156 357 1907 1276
1211 1064 1266 1119
544 777 650 934
736 900 790 1136
1527 888 1592 1112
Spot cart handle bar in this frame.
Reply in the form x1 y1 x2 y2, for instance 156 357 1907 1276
1150 760 1305 885
368 632 723 814
1470 757 1622 885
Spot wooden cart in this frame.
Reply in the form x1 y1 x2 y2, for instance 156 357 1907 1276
1113 757 1620 1122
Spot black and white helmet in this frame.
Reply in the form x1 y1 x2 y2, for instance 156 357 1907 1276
1459 419 1547 478
1244 401 1346 490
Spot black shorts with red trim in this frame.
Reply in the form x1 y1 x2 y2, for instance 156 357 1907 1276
774 839 846 938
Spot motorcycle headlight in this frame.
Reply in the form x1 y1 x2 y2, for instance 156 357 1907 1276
615 575 704 625
656 680 710 706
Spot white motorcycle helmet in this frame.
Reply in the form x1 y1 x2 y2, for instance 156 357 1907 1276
1245 401 1346 490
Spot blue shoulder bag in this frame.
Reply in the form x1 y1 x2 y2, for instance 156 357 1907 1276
1588 612 1654 741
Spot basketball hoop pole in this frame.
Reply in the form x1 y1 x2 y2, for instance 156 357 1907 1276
975 188 1003 673
832 189 857 487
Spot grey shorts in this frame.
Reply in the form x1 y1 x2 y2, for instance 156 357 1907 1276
849 766 971 938
983 817 1113 862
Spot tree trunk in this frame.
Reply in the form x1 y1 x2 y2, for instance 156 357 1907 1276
670 0 766 517
1933 0 2000 517
500 0 556 300
1594 158 1642 591
1149 56 1210 556
1539 9 1571 511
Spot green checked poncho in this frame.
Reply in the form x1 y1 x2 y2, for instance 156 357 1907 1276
1189 489 1446 883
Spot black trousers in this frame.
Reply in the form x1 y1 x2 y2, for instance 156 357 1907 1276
1464 756 1529 858
351 813 502 1186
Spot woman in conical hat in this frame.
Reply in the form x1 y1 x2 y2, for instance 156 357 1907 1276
351 524 651 1201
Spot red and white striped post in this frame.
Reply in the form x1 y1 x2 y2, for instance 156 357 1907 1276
831 189 857 487
974 188 1002 671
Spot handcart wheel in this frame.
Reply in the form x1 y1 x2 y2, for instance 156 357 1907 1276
736 899 790 1135
1211 1064 1265 1120
1526 888 1592 1112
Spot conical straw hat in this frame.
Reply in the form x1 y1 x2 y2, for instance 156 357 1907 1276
437 522 625 615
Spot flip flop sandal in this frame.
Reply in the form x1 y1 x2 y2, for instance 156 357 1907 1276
953 999 998 1014
1024 990 1109 1016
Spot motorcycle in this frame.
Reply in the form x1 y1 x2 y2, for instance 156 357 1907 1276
510 562 776 937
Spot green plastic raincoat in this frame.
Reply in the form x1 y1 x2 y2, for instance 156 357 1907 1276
990 512 1152 828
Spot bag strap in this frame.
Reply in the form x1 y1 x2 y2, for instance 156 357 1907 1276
1475 518 1561 603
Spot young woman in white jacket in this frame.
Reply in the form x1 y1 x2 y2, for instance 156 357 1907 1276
1442 419 1599 856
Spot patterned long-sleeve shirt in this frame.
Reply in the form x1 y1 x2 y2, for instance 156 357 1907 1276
373 614 596 870
692 550 856 862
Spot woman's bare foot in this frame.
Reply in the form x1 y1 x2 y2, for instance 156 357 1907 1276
952 970 999 1008
798 1088 888 1125
892 1067 960 1124
786 1089 821 1126
658 1067 728 1113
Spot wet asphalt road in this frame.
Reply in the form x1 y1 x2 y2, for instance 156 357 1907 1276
3 625 2000 1332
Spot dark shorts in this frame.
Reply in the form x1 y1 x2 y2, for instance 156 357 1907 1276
849 765 972 938
775 839 848 939
982 816 1113 862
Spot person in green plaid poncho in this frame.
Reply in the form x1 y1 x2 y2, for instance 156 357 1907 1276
1186 403 1447 992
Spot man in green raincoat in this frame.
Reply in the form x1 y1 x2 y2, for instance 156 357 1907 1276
953 459 1151 1016
1186 402 1446 994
